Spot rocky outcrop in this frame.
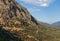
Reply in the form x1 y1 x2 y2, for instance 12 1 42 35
0 0 38 26
0 0 39 41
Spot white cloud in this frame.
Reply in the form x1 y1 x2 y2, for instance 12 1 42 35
20 0 55 7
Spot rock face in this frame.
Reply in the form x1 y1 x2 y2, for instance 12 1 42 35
0 0 38 26
0 0 39 41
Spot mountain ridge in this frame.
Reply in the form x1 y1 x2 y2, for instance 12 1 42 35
52 21 60 27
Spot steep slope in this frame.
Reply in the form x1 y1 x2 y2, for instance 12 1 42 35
0 0 60 41
0 0 39 41
0 0 38 26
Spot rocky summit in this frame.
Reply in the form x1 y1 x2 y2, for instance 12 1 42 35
0 0 60 41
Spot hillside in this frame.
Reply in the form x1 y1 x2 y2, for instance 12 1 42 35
0 0 60 41
52 21 60 27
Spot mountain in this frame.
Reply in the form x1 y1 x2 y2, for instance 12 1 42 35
52 21 60 27
0 0 38 26
0 0 60 41
39 22 60 28
39 22 50 27
0 0 39 41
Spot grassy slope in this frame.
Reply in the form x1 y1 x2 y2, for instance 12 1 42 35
38 24 60 41
0 23 60 41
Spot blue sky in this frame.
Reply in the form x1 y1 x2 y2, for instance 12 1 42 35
16 0 60 24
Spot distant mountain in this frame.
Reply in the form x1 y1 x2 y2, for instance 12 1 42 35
39 22 51 27
52 21 60 27
39 21 60 29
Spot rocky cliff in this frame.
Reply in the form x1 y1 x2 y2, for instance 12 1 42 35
0 0 39 41
0 0 38 26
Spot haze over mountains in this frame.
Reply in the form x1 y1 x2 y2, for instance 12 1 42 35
52 21 60 27
39 21 60 28
0 0 60 41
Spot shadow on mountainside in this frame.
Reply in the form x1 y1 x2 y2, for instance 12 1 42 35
0 25 23 41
